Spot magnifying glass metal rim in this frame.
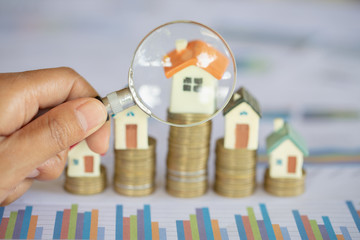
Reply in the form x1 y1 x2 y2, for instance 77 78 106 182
128 20 237 127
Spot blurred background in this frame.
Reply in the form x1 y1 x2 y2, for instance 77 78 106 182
0 0 359 173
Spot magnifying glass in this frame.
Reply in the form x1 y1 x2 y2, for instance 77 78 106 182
100 20 236 127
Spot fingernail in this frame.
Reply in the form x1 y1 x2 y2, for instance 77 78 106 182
76 100 107 131
27 169 40 178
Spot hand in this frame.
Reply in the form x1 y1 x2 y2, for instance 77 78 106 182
0 67 110 205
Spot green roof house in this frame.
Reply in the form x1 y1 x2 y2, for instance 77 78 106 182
266 118 308 179
223 87 261 150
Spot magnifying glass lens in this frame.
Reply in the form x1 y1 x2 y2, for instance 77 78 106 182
129 21 236 127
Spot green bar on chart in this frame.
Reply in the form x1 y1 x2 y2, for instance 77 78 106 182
130 215 137 240
190 214 200 240
309 220 323 240
247 207 261 240
68 204 78 239
5 212 18 239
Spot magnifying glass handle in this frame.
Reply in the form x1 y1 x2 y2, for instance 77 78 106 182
95 88 135 118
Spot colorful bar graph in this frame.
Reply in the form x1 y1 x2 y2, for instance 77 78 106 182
115 205 165 240
50 205 104 240
0 201 358 239
178 207 228 240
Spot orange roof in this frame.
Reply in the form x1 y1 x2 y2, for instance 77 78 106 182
163 40 229 80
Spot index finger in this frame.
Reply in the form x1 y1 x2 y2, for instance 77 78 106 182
0 67 98 135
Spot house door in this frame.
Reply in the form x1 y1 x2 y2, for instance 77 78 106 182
235 124 249 149
84 156 94 173
287 156 297 173
126 124 137 148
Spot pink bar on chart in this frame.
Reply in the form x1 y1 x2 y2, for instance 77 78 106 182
0 218 9 239
301 215 316 240
123 217 130 240
242 216 254 240
183 220 193 240
60 209 71 239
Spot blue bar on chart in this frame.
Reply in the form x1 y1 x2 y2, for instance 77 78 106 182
346 200 360 232
260 203 276 240
340 226 352 240
176 220 185 240
322 216 337 240
292 210 309 240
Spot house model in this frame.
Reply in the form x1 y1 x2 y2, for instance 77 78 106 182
222 87 261 150
114 105 149 149
266 118 309 179
163 39 229 114
67 140 100 177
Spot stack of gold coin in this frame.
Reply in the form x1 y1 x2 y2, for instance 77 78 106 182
64 165 107 195
214 138 257 197
264 168 306 197
166 112 212 198
113 137 156 196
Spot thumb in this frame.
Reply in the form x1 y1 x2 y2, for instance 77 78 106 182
0 98 107 184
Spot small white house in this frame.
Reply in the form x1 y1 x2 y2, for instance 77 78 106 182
163 39 229 114
223 87 261 150
266 119 309 179
67 140 100 177
114 105 149 150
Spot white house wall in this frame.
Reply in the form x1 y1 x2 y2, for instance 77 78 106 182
224 103 260 150
114 105 149 149
67 141 101 177
269 139 304 179
169 66 217 114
